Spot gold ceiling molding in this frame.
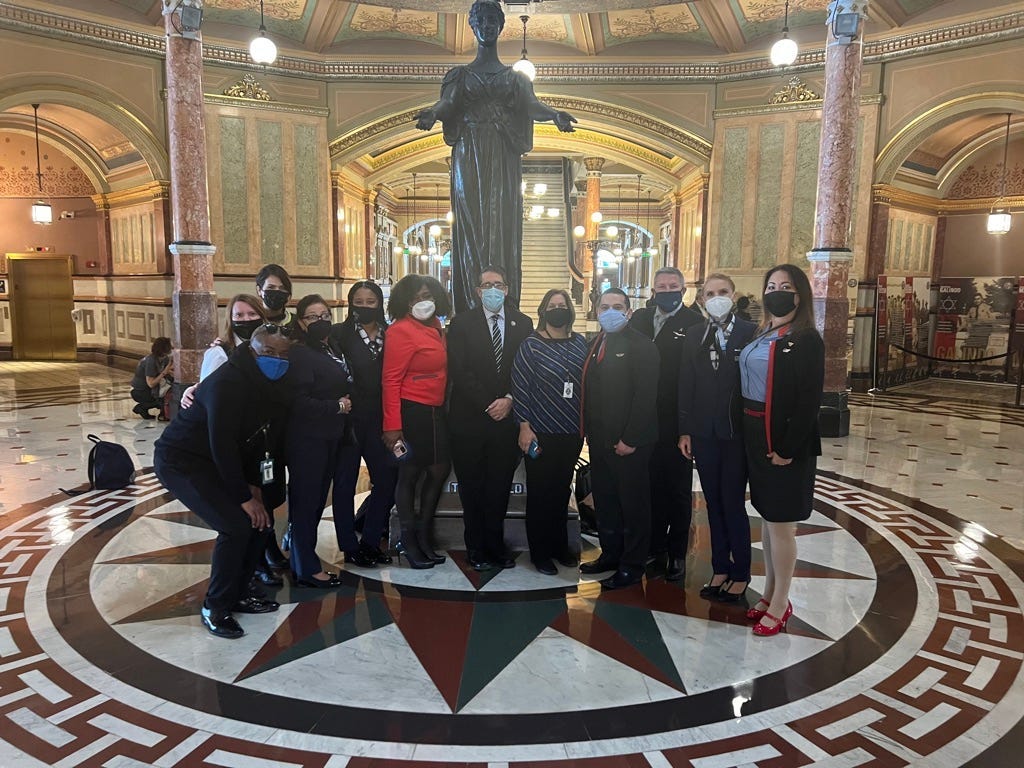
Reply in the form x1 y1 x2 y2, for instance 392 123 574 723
365 133 447 171
222 74 273 101
873 183 1024 215
91 180 169 209
330 108 422 158
533 124 675 171
714 93 882 119
200 92 329 116
3 5 1024 82
768 77 820 105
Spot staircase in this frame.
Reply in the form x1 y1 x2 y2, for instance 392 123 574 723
519 165 581 324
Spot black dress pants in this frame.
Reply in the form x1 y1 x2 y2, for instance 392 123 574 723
649 439 694 558
692 435 750 581
589 444 653 569
451 420 520 557
336 413 398 548
524 433 583 562
154 448 267 613
287 432 345 579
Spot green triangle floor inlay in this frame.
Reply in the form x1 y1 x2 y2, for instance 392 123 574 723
456 598 567 711
593 599 685 691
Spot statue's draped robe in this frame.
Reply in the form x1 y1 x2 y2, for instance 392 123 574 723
441 66 533 313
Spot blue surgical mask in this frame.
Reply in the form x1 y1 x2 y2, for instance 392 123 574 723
653 290 682 313
481 287 506 313
597 308 629 333
255 355 289 381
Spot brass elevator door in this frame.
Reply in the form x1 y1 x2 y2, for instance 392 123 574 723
8 255 77 361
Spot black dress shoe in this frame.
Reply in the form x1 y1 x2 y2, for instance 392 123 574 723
252 566 283 587
133 404 155 420
556 553 579 568
580 557 618 575
200 606 244 639
233 596 279 614
600 568 645 590
344 549 378 568
493 552 516 569
293 572 343 589
468 552 495 571
666 556 686 582
364 545 393 565
532 558 557 576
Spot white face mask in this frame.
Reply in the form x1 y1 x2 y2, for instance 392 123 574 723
411 300 436 321
705 295 733 321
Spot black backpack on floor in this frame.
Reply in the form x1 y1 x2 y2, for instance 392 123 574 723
62 434 136 494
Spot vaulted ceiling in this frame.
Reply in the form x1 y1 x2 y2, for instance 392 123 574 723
28 0 1019 58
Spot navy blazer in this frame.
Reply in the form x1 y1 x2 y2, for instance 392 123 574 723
287 341 352 441
446 304 534 434
678 316 757 440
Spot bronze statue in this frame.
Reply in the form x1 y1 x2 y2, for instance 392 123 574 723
416 0 576 313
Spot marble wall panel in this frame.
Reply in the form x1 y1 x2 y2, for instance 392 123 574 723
753 124 784 268
789 120 821 262
885 208 936 276
294 123 322 266
717 126 748 268
110 202 159 273
219 116 250 265
258 120 285 265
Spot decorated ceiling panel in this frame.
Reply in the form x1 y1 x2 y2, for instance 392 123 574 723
40 0 997 56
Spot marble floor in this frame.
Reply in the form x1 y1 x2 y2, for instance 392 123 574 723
0 362 1022 767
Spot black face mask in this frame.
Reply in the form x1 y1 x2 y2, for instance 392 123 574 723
763 290 797 318
231 319 262 341
262 289 290 312
544 307 572 328
305 319 331 342
350 305 384 325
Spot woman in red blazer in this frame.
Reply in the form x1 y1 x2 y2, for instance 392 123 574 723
382 275 452 569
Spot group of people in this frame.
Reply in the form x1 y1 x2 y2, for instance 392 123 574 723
152 260 823 642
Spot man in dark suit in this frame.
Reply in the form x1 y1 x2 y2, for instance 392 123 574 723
581 288 660 589
447 265 534 570
628 267 703 581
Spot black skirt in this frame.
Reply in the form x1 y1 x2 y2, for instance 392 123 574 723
742 409 815 523
400 399 450 467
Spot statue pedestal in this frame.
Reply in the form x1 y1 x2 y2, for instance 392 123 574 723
387 463 582 555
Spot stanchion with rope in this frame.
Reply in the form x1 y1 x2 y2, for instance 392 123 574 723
878 344 1022 408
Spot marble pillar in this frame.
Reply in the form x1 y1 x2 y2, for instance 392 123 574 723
695 174 710 283
163 0 217 387
852 186 891 391
583 157 604 317
364 189 377 280
807 0 868 437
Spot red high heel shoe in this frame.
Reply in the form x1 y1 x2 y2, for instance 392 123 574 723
752 602 793 636
746 599 771 621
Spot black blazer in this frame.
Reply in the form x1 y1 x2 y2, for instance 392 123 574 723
329 321 383 423
764 327 825 459
582 327 660 449
155 344 291 505
678 316 757 440
446 305 534 434
628 304 703 443
287 341 352 441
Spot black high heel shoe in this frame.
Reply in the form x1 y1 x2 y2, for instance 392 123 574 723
713 580 749 603
396 538 435 569
699 575 728 599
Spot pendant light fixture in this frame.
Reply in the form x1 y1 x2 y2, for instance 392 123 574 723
30 104 52 226
987 113 1013 235
770 0 798 67
249 0 277 66
512 15 536 81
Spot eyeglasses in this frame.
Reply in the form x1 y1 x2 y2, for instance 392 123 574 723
480 282 506 290
302 312 332 322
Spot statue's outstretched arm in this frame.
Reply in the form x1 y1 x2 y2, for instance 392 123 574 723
524 82 577 133
416 80 458 131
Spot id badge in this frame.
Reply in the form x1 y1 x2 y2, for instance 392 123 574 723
562 381 574 399
260 457 275 485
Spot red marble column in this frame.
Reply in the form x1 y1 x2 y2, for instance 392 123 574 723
164 1 217 387
808 0 869 437
694 174 710 283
